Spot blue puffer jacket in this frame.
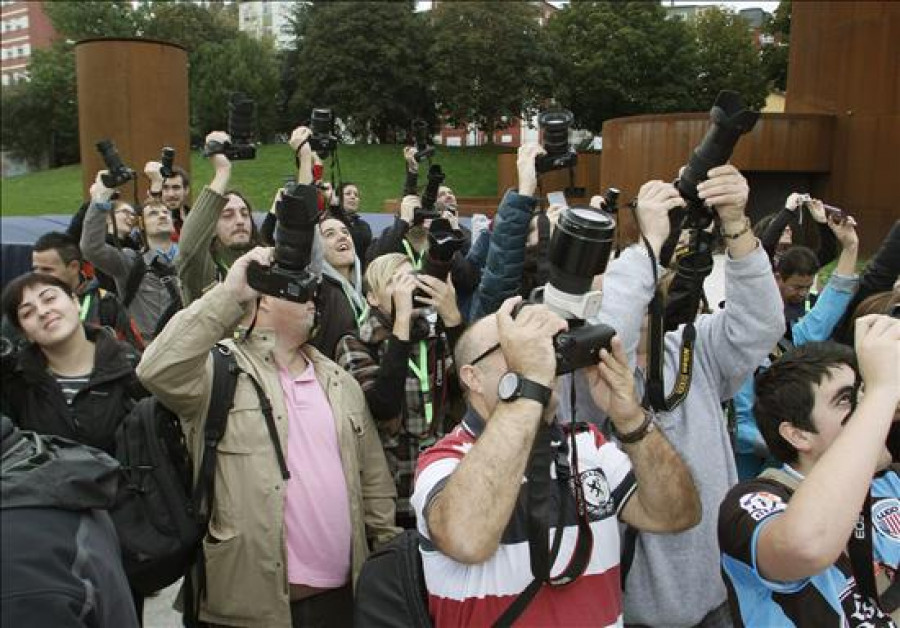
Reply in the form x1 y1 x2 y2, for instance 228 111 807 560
468 189 536 320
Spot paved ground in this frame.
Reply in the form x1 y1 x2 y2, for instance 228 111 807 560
144 581 181 627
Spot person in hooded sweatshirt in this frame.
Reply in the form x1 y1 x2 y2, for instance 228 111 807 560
1 415 138 628
311 214 368 359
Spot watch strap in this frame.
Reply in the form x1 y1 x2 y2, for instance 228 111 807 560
517 376 552 406
611 408 656 444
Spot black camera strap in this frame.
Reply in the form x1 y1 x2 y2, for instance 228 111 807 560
493 419 593 627
640 234 695 414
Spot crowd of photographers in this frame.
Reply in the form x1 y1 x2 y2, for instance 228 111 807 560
1 94 899 628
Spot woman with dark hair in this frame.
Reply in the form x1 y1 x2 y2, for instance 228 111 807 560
757 192 839 268
0 272 142 455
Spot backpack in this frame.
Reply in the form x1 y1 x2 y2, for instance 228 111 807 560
354 529 433 628
109 344 238 596
122 254 183 338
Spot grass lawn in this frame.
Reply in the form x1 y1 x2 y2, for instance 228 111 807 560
1 143 506 217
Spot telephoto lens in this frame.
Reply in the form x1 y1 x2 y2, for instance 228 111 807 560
160 147 175 179
548 208 615 297
95 139 135 188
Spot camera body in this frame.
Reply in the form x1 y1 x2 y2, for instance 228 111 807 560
226 92 257 161
412 217 466 306
247 181 320 303
413 120 435 162
415 164 445 223
525 206 618 374
309 108 338 159
96 140 135 188
602 187 620 214
159 147 176 179
535 109 578 175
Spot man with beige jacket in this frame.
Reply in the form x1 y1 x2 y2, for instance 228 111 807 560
137 246 400 627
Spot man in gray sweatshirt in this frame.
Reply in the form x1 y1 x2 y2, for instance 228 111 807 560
563 166 785 627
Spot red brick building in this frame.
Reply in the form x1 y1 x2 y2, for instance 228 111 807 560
1 0 57 87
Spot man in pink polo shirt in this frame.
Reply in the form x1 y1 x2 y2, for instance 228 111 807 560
138 242 400 627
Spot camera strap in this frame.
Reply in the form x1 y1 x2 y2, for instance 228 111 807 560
407 340 434 429
641 236 695 413
402 239 424 270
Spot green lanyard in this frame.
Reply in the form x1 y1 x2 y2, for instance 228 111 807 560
342 283 369 327
407 340 433 427
402 240 423 270
79 293 92 321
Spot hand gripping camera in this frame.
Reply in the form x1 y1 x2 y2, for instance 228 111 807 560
204 93 258 161
526 206 617 374
412 217 466 306
96 140 135 188
535 109 577 175
247 182 321 302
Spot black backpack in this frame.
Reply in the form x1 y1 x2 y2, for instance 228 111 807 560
354 529 433 628
110 344 238 596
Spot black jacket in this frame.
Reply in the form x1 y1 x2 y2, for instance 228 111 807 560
1 416 139 628
1 326 143 454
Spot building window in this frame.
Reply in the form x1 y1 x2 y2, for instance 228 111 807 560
1 74 9 86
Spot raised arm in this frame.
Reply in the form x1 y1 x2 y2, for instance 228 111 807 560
80 172 134 283
692 166 785 398
586 337 701 532
426 299 566 564
174 133 231 306
755 316 900 582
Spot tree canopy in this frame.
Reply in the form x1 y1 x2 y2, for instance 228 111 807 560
428 1 548 143
691 7 769 110
544 1 702 134
283 1 432 143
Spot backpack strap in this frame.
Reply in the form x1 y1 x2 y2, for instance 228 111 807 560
185 343 240 627
758 467 880 604
122 255 147 309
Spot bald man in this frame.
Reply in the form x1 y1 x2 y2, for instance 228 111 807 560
409 297 700 626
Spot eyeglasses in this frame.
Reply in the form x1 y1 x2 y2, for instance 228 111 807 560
469 342 501 367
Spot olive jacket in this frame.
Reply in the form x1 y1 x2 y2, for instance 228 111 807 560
137 284 399 627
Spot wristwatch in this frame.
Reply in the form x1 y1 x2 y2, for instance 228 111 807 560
498 372 552 406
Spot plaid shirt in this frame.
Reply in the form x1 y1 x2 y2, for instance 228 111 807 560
335 312 460 519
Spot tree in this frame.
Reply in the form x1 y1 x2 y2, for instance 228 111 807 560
43 0 150 40
1 42 79 167
284 1 432 143
544 2 701 133
761 0 791 92
428 1 548 143
691 7 769 110
189 34 281 143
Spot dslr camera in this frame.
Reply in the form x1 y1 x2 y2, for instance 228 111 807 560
535 109 577 175
159 147 176 179
524 206 617 374
247 181 321 303
413 120 435 162
204 93 258 161
309 108 338 159
96 139 135 188
414 164 446 223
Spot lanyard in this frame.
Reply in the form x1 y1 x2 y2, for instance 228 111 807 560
341 282 369 327
407 340 433 427
402 239 423 270
79 293 92 321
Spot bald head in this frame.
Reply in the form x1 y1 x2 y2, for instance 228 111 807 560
454 314 499 374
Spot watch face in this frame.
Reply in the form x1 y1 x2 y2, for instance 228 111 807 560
498 372 520 401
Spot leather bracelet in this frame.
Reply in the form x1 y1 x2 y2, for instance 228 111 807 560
611 408 656 444
721 216 751 240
